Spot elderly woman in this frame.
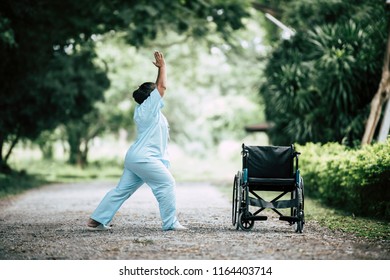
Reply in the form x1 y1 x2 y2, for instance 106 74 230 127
87 51 186 231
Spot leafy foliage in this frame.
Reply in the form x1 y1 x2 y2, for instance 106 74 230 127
297 140 390 220
0 0 250 170
259 0 387 145
121 0 250 47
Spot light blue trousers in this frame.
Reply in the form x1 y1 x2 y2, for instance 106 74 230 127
91 158 178 231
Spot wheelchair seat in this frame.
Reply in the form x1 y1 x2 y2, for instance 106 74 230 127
248 178 296 191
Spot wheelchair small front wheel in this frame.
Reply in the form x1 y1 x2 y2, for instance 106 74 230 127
238 212 254 231
294 207 304 233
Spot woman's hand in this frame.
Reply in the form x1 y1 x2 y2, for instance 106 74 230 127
153 51 165 68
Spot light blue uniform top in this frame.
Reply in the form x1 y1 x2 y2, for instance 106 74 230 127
127 88 170 166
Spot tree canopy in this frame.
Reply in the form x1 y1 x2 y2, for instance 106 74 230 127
2 0 388 172
0 0 250 171
258 0 388 146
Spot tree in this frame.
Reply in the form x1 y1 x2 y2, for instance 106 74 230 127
258 0 387 145
0 0 250 171
46 44 109 167
0 0 119 171
362 23 390 144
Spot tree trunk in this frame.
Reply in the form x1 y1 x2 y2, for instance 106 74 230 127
80 140 89 169
67 131 90 168
0 134 7 172
67 130 82 166
362 25 390 145
0 133 15 173
377 99 390 142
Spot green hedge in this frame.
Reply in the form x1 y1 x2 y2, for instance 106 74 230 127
296 140 390 220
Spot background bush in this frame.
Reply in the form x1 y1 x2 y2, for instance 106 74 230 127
297 140 390 220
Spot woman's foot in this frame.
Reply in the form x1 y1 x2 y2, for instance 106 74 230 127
87 218 112 231
87 218 100 227
170 221 188 231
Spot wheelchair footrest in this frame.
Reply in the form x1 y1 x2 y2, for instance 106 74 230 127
247 215 268 221
279 216 299 223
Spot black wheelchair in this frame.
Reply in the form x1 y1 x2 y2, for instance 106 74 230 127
232 144 305 233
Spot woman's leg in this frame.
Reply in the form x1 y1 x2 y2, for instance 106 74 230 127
127 160 178 230
90 168 144 226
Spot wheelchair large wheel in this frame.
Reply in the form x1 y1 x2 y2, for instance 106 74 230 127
232 174 239 228
238 212 254 231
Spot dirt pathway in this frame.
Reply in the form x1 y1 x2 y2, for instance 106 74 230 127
0 181 388 260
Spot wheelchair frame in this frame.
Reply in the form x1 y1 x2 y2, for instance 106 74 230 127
232 144 305 233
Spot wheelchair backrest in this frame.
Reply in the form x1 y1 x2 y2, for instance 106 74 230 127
243 145 294 179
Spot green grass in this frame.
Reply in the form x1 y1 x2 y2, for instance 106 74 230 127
0 159 123 198
14 159 123 182
305 198 389 240
0 170 47 197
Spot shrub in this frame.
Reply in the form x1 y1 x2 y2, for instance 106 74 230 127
297 140 390 220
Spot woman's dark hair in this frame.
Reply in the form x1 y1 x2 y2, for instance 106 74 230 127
133 82 156 104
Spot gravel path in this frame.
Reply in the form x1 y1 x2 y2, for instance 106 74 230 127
0 181 388 260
